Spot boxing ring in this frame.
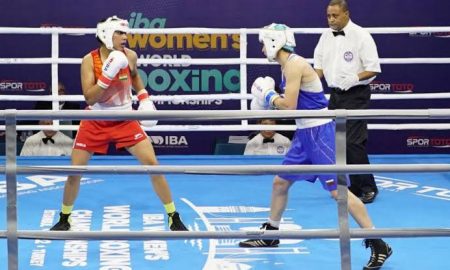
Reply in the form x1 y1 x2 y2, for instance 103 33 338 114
1 26 450 270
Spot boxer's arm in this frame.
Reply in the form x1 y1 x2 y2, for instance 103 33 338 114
80 54 104 106
272 60 302 110
126 49 146 92
126 48 158 127
315 68 324 79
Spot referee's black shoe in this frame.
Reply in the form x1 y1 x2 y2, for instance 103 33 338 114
239 222 280 247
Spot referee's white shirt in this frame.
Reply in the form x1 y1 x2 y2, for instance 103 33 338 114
313 20 381 88
244 133 291 155
20 131 73 156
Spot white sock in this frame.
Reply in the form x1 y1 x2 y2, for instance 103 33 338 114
268 218 280 228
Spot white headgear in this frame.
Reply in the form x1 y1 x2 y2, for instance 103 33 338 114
259 23 296 62
96 16 129 50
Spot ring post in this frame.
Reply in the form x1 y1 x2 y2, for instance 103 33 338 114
335 109 351 270
5 110 18 270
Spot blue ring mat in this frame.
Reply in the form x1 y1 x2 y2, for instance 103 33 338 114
1 154 449 269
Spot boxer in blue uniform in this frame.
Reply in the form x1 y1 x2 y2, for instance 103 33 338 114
278 54 339 191
240 23 392 270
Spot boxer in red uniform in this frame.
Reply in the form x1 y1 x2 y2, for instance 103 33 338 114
50 15 188 231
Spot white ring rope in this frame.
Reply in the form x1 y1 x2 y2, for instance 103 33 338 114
1 228 449 242
1 93 450 131
3 164 449 175
1 109 450 121
2 57 450 65
1 26 449 66
1 109 450 131
1 26 450 34
3 123 450 132
2 92 450 102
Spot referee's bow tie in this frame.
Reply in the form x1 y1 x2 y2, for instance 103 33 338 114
42 137 55 144
332 30 345 37
263 138 275 144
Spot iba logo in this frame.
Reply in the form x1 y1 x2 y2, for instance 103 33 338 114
150 136 188 148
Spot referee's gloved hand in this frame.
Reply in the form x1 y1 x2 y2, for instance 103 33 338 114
339 73 359 91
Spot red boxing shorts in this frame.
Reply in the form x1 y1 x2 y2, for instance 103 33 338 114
73 120 147 154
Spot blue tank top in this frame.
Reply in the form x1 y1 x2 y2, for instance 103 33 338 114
279 54 328 110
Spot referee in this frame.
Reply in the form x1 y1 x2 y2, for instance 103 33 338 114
314 0 380 203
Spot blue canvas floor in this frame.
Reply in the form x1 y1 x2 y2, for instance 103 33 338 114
1 154 449 270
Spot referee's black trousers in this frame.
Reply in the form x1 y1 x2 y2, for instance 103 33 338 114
328 85 378 195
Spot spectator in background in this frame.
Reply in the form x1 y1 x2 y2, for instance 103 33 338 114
35 82 80 111
244 119 291 155
34 82 80 137
20 119 73 156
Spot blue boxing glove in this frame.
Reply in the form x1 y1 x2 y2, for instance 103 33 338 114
250 76 279 108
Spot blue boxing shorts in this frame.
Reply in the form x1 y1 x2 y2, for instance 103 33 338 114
279 121 349 191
